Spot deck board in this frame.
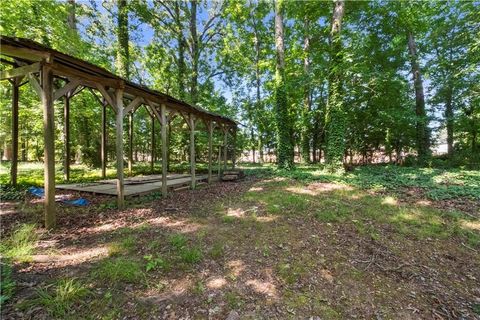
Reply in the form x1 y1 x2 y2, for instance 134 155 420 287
56 174 209 196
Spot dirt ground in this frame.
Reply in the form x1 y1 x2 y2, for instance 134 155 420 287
1 176 479 319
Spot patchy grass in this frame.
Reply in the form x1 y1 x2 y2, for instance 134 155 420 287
29 279 90 318
108 235 136 256
0 223 38 262
245 178 479 246
1 166 479 319
179 246 203 264
92 257 143 283
242 163 480 201
0 259 15 306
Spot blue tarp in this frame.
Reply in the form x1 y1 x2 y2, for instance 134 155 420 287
28 186 89 206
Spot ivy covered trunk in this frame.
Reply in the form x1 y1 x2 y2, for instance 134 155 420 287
407 31 430 165
274 0 294 169
325 0 346 172
301 17 311 163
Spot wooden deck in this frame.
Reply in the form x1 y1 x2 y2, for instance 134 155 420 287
56 174 210 196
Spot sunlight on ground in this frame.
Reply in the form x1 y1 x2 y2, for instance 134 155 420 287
248 186 264 192
285 183 353 196
227 260 245 277
146 217 202 233
382 196 398 206
207 276 227 289
31 246 109 264
226 208 246 218
416 200 432 206
256 216 278 222
460 220 480 231
246 268 278 299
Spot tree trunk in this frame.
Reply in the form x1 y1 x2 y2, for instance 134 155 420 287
116 0 130 79
445 85 454 156
407 31 430 164
325 0 346 172
189 0 199 104
67 0 77 31
175 1 186 100
274 0 293 169
301 18 311 163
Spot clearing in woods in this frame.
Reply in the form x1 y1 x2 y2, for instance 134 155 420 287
1 164 479 319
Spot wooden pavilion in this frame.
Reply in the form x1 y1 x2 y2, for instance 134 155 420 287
0 36 237 229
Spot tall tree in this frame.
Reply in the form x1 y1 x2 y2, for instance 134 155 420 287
274 0 293 169
324 0 345 172
301 16 312 163
407 31 430 164
116 0 130 79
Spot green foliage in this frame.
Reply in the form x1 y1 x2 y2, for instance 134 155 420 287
0 184 26 200
0 259 15 306
168 234 188 250
143 255 170 272
108 236 136 256
208 243 225 259
0 223 38 262
32 279 90 318
241 165 480 246
179 247 203 264
167 233 203 265
93 258 143 283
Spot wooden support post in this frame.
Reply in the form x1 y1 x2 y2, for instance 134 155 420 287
10 78 19 186
115 88 125 209
128 111 133 176
101 101 107 178
208 122 213 183
63 94 70 181
189 115 196 189
160 104 168 197
223 128 228 171
218 144 222 178
41 64 56 229
232 127 237 169
150 113 155 173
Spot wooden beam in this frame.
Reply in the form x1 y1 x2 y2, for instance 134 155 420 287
189 114 196 190
41 64 56 229
63 94 70 181
95 83 116 110
0 45 52 62
179 111 191 129
208 121 213 183
0 62 41 80
51 63 120 88
115 88 125 209
28 73 42 96
53 79 80 101
10 78 19 186
123 96 143 114
160 104 168 197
